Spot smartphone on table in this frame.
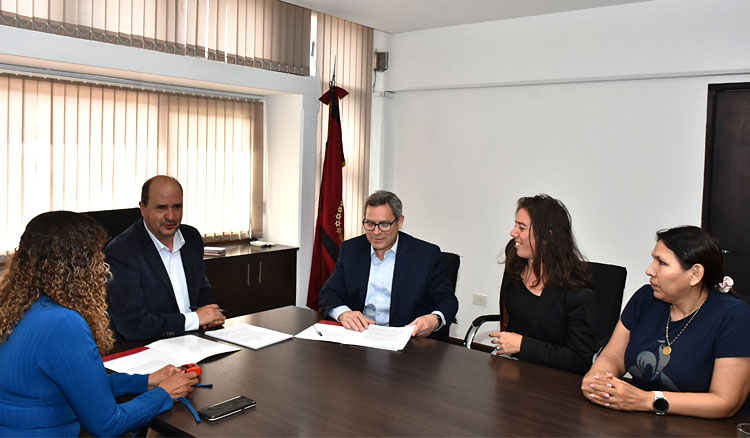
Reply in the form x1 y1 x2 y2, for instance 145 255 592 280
197 395 256 422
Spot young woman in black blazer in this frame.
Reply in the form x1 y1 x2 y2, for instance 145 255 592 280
490 194 596 374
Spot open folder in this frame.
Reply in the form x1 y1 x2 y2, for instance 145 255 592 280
295 321 413 351
102 335 240 374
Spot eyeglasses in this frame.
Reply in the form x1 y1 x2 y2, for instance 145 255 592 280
362 219 397 232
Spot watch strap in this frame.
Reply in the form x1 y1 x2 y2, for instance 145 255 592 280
433 312 444 329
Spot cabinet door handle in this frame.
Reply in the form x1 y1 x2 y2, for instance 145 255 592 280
246 264 250 286
258 261 262 284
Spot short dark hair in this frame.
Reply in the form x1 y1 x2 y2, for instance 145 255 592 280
504 194 592 290
141 175 183 206
363 190 403 219
656 226 734 294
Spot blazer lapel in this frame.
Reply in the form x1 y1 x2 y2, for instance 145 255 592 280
136 222 179 309
389 233 409 319
356 236 371 309
180 232 199 305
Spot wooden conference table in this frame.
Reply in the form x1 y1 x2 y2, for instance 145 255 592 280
139 306 746 436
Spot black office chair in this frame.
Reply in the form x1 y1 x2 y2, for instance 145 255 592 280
435 251 460 340
463 261 627 355
587 262 627 353
82 207 141 242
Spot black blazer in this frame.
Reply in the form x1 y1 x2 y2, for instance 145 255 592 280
318 232 458 330
501 275 596 374
104 219 216 341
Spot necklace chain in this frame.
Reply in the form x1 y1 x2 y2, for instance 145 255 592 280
663 298 706 355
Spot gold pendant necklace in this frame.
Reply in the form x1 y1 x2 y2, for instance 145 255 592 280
663 298 706 356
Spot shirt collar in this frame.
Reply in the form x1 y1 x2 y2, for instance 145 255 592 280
370 234 399 259
143 220 185 254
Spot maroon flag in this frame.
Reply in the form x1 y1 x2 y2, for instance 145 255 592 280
307 85 348 310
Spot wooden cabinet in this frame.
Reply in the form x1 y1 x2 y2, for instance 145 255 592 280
203 242 298 318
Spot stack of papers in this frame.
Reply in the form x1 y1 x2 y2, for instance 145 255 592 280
249 240 276 248
103 335 240 374
295 322 413 351
204 246 226 256
205 323 293 349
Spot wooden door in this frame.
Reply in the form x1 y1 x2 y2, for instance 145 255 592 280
703 83 750 297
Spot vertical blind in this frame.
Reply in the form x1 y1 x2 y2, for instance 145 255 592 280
0 0 311 75
0 74 264 254
315 13 373 240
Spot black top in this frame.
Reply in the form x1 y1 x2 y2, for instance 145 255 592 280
500 276 596 374
506 281 541 335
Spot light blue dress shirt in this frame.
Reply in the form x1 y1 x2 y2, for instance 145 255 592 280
362 239 398 325
143 223 199 331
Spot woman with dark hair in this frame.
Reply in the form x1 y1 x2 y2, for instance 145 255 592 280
0 211 198 436
582 226 750 418
489 194 596 374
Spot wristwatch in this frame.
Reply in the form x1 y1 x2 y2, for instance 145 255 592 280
652 391 669 415
433 313 444 329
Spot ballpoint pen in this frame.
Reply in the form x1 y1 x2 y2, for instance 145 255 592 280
313 324 323 336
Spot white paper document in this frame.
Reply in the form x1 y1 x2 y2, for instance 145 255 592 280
204 323 293 350
295 323 413 351
103 335 240 374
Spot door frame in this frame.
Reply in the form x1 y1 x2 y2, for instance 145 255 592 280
702 81 750 228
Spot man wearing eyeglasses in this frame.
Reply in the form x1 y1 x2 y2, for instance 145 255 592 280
318 190 458 338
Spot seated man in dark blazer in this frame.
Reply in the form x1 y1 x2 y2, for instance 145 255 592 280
318 190 458 338
105 175 225 341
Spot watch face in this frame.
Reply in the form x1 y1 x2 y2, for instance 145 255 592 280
653 397 669 414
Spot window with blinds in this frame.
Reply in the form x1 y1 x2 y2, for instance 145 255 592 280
0 0 311 75
0 73 264 254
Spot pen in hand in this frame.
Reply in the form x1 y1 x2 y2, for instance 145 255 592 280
313 324 323 336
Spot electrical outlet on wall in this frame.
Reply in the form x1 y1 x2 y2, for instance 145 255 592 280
472 293 487 306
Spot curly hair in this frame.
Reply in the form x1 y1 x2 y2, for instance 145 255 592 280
0 211 115 354
504 194 593 290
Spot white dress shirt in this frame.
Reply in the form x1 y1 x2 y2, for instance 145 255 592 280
143 222 199 331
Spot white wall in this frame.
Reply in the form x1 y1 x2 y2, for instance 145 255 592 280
265 93 321 306
0 26 321 308
375 0 750 341
388 0 750 91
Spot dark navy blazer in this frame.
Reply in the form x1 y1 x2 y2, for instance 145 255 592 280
104 219 216 341
318 232 458 330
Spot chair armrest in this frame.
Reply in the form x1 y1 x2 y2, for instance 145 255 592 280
464 314 502 349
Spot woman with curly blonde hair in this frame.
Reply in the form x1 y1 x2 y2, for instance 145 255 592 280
0 211 198 436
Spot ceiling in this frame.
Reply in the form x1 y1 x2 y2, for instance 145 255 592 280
284 0 654 34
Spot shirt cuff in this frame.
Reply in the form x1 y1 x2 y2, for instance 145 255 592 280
431 311 447 332
330 305 352 322
184 311 200 331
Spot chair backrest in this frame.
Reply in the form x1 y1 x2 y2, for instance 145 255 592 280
83 207 141 243
435 252 460 340
587 261 627 352
441 252 460 294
